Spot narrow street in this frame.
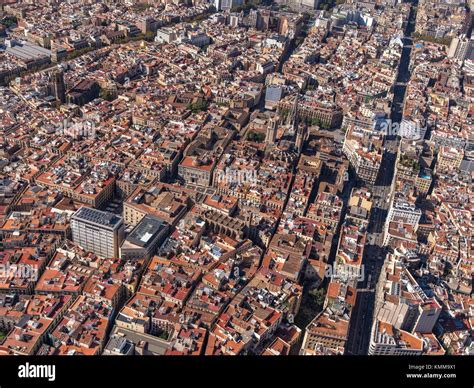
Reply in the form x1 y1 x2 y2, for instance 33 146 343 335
345 0 418 355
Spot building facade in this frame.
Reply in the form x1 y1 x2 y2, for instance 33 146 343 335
71 207 125 258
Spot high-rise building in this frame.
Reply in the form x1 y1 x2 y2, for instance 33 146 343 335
71 206 125 258
373 253 442 338
215 0 243 11
411 301 442 334
448 34 473 62
247 9 260 29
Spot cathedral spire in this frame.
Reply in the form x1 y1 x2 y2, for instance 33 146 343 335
290 94 299 130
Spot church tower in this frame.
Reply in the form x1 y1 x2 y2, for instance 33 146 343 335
266 116 278 145
287 93 300 134
50 68 66 103
295 123 307 153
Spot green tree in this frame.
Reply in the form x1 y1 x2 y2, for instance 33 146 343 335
188 100 209 113
321 122 331 130
309 117 321 127
1 16 17 28
0 330 7 341
247 131 265 142
412 32 451 47
100 88 115 101
309 287 326 306
132 3 152 11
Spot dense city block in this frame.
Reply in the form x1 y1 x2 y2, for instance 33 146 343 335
0 0 472 358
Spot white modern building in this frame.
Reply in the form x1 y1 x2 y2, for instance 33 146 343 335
448 34 473 62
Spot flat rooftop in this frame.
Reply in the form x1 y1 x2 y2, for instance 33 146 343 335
125 215 167 248
72 206 123 229
6 41 51 61
107 327 170 355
